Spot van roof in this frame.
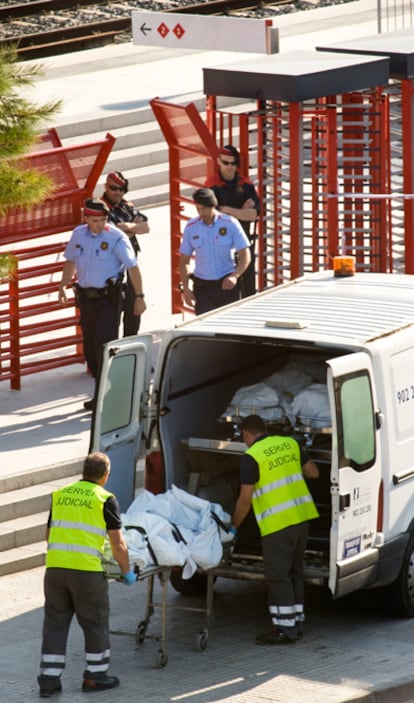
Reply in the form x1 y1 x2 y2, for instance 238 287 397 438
179 271 414 346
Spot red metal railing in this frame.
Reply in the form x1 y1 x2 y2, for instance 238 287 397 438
153 90 395 316
150 98 218 314
0 129 115 389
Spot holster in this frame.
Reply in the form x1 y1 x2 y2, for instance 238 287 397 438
72 282 81 307
106 275 124 304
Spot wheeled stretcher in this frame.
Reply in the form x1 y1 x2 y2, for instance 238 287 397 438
100 485 234 666
102 559 209 668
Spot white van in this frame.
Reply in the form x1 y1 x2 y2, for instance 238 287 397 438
91 270 414 616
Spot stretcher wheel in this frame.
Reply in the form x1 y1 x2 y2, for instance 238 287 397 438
195 630 208 651
157 651 168 668
135 621 147 645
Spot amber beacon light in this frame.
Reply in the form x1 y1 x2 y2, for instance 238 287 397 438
333 255 356 277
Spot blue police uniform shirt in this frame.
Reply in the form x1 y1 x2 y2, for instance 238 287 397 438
64 223 137 289
179 213 250 281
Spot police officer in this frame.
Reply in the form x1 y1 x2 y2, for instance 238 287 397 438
58 198 146 410
231 415 319 644
205 145 260 297
101 171 149 337
37 452 136 697
179 188 251 316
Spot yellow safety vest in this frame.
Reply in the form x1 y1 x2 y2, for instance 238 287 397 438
248 435 319 537
46 479 113 571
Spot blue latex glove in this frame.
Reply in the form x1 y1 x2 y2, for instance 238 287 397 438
123 571 137 586
229 526 237 538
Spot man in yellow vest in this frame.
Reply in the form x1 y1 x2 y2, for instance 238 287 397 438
37 452 136 697
231 415 319 644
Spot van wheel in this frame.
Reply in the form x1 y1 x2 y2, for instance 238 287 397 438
169 569 208 596
384 533 414 617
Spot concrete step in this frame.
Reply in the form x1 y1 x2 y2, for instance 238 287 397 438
0 475 82 523
0 470 80 577
57 105 157 140
0 511 49 552
0 541 46 576
96 141 168 180
0 459 83 495
56 91 208 140
126 183 194 209
0 473 80 577
0 464 145 577
127 184 170 208
64 119 164 151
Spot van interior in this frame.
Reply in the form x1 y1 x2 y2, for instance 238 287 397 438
156 334 350 579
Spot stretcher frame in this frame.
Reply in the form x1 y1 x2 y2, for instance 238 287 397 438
203 544 331 630
103 560 209 668
204 552 266 630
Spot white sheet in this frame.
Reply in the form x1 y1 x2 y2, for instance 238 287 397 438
120 486 232 578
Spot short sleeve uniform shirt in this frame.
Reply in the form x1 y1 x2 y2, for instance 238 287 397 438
180 212 250 281
64 223 137 288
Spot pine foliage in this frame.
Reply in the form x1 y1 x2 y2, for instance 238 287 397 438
0 45 61 213
0 45 61 278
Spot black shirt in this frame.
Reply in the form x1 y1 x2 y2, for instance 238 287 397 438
205 173 260 241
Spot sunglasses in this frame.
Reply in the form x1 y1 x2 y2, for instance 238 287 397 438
107 184 124 191
220 159 237 166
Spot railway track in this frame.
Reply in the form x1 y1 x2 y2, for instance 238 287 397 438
0 0 313 60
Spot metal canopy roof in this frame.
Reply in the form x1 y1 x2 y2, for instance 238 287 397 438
316 28 414 80
203 50 390 102
178 272 414 347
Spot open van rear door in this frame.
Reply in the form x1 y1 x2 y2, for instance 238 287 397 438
327 352 382 598
90 335 152 511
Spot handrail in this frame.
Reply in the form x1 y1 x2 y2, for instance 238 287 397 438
0 128 115 388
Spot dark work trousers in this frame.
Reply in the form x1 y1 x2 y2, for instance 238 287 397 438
78 296 122 380
239 240 256 298
123 272 140 337
40 569 110 679
193 276 241 316
261 521 309 640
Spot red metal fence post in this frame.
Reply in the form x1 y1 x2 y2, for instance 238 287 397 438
9 271 20 391
401 79 414 273
289 102 302 280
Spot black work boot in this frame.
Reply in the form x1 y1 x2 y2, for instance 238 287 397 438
37 675 62 698
255 627 297 645
82 672 120 692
